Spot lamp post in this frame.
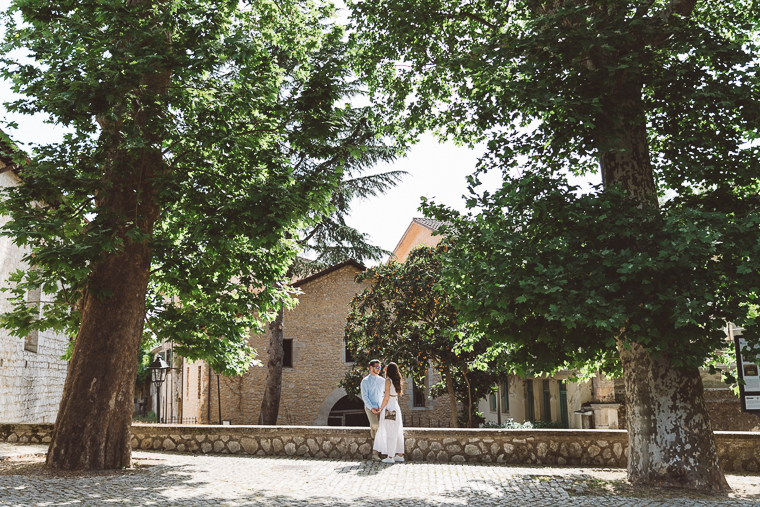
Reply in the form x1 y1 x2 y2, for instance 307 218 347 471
147 354 170 424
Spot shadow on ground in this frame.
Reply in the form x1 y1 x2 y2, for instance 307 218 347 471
1 452 758 506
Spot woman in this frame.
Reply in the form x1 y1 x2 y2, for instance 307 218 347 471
373 362 405 464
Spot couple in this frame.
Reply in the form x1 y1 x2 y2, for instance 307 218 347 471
360 359 405 464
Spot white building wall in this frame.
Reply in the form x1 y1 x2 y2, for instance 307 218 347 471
0 169 69 423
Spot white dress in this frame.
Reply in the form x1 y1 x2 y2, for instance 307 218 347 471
373 380 404 456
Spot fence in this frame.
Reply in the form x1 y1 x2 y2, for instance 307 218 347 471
403 413 448 428
159 416 198 425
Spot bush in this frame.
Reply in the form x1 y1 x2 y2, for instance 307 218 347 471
133 411 157 423
481 419 563 429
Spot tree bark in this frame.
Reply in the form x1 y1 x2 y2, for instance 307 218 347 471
619 341 729 492
601 89 729 491
46 151 162 469
442 366 459 428
597 94 658 207
462 366 473 428
259 305 284 425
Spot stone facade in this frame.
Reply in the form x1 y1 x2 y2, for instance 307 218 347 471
0 168 69 424
478 374 609 429
4 423 760 472
178 261 455 427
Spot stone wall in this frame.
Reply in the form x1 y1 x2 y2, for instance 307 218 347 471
0 169 69 424
4 423 760 472
704 389 760 432
615 389 760 432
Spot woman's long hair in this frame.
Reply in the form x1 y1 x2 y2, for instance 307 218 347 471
385 362 403 396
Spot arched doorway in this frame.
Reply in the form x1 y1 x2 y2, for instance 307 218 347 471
327 395 370 427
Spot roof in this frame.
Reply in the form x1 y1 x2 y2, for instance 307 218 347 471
0 132 18 174
291 259 366 288
0 129 25 177
412 217 447 231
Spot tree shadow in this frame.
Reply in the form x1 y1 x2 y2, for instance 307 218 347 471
2 453 758 506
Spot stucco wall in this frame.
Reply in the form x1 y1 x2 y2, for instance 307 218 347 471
0 169 69 423
392 222 442 262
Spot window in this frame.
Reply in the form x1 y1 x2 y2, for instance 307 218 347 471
283 339 293 368
187 367 190 397
197 366 202 399
24 287 41 353
489 392 497 412
344 336 354 363
543 379 552 422
501 381 509 413
413 376 427 407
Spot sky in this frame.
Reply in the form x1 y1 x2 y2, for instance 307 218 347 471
0 1 597 263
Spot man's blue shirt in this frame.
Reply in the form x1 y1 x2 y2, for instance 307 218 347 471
360 374 385 410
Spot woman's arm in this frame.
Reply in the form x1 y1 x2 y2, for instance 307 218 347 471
379 379 391 411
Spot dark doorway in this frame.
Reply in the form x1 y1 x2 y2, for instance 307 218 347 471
327 395 370 427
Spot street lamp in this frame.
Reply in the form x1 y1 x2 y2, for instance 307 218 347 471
147 354 170 424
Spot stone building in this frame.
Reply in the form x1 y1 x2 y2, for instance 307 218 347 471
171 259 455 427
476 372 620 430
0 150 69 423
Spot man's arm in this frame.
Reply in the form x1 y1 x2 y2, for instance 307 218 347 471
360 377 373 410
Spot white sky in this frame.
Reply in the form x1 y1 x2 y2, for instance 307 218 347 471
0 1 598 263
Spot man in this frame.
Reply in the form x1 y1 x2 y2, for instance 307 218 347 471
360 359 385 440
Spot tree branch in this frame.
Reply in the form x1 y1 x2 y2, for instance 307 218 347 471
657 0 699 22
445 10 500 31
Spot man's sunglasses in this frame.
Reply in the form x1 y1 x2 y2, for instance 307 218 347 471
373 366 381 369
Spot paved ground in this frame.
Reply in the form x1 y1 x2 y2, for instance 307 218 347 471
0 444 47 461
1 444 759 506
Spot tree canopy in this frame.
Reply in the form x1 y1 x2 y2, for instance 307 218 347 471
0 0 392 374
348 0 760 490
0 0 401 469
348 0 760 402
426 176 759 376
342 244 504 427
349 0 759 193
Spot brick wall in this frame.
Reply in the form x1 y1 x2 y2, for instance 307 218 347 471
0 169 69 423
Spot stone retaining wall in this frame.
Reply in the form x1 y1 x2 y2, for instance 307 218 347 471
2 423 759 472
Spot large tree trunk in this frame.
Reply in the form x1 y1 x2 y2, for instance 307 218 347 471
442 366 459 428
620 341 729 491
259 305 284 425
601 91 729 491
47 152 162 469
47 2 170 467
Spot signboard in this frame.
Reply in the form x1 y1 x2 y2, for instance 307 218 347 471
733 327 760 416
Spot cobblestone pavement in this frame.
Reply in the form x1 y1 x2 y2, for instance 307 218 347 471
1 448 759 506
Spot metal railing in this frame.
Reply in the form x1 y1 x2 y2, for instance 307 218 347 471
158 416 198 425
402 413 448 428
